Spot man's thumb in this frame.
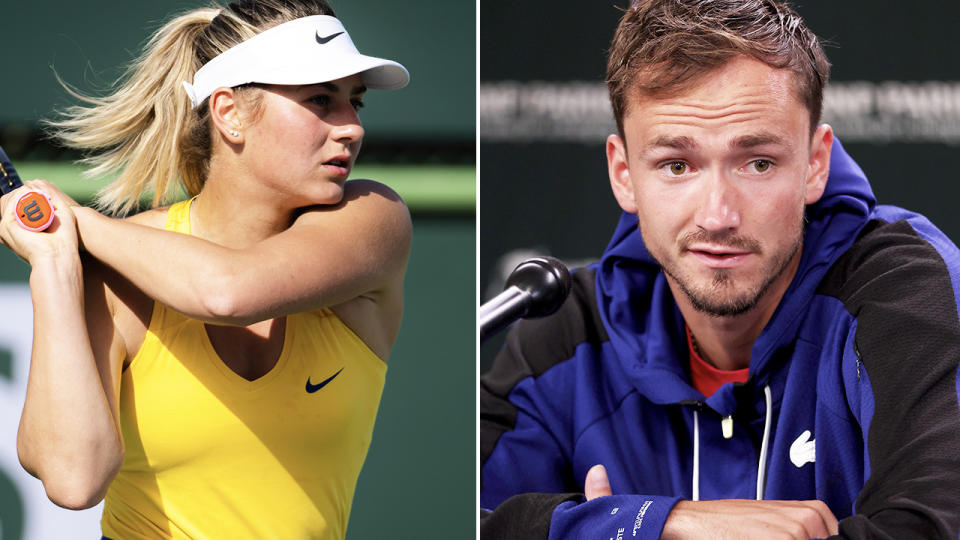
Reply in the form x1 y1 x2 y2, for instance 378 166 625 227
585 464 612 501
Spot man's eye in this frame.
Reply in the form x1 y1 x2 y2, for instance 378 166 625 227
667 161 687 175
752 159 771 172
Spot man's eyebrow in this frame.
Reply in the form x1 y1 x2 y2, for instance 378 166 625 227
731 132 787 149
643 135 696 153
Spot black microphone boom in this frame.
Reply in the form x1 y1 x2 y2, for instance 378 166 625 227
479 256 572 343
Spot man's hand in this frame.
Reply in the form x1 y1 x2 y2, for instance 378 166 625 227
662 499 839 540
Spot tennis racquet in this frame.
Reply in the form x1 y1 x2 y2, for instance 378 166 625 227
0 145 55 232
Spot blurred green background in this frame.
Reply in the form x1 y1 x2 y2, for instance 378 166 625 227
0 1 475 539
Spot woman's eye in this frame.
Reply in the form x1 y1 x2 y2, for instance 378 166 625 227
351 99 365 111
752 159 771 173
310 95 331 107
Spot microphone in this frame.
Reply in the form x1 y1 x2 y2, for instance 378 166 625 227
480 256 572 343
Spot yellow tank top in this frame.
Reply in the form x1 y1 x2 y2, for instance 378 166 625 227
101 199 387 539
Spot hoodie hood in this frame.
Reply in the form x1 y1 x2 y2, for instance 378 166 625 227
595 139 876 407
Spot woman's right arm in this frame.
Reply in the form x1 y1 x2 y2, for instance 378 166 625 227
71 180 411 327
2 185 125 510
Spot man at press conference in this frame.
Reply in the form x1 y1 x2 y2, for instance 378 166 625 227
479 0 960 538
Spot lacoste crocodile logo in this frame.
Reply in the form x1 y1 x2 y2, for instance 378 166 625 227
306 367 344 393
790 430 816 468
316 31 344 44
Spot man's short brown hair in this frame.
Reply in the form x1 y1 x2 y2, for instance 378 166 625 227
606 0 830 137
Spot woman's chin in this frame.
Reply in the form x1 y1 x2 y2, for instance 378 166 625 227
311 184 346 206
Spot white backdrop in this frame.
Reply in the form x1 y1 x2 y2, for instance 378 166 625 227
0 285 102 539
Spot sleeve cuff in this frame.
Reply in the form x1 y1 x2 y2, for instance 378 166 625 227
549 495 683 540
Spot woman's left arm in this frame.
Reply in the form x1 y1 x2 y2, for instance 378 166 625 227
71 179 412 326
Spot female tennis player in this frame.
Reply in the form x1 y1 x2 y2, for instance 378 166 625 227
1 1 410 538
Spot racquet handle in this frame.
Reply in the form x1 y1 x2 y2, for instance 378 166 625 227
0 145 55 232
15 191 54 232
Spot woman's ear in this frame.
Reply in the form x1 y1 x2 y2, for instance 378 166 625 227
209 87 244 143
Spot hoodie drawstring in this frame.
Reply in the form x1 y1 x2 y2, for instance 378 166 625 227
692 409 700 501
690 384 773 502
756 384 772 501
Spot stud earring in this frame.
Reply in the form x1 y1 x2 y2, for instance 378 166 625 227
229 129 240 137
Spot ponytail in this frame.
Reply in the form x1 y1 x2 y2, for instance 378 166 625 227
48 9 218 216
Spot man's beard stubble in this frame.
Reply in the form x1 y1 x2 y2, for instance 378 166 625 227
653 226 804 318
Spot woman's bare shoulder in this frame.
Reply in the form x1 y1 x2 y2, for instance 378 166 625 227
295 179 411 236
342 179 407 211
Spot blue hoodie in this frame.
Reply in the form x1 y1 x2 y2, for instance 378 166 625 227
480 140 960 539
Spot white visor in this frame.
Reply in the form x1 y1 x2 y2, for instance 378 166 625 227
182 15 409 108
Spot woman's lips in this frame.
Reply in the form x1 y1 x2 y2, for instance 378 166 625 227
322 161 350 177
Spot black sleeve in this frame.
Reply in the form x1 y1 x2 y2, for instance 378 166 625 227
819 219 960 539
479 493 581 539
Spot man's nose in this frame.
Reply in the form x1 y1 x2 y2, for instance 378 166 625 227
693 171 741 231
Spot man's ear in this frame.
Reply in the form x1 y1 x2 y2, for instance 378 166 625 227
209 87 244 143
804 124 834 205
607 133 638 214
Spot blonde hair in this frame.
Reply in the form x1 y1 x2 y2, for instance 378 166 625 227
47 0 335 216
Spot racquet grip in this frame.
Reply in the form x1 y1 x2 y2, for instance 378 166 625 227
15 191 55 232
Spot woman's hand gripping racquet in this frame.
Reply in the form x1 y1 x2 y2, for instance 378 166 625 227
0 145 55 232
